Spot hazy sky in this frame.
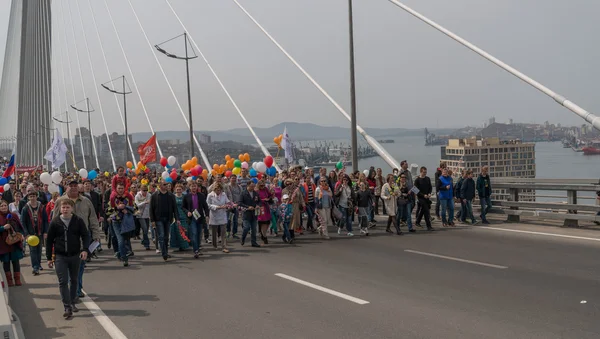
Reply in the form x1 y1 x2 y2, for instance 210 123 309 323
0 0 598 135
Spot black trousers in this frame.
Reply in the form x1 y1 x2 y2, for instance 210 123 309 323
416 198 432 228
55 255 81 308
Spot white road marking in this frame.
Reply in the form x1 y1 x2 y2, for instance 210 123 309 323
404 250 508 269
274 273 370 305
81 289 128 339
481 227 600 242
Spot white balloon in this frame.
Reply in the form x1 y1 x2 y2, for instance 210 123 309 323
186 176 193 182
3 184 9 192
256 162 267 173
51 171 63 184
363 170 369 177
161 171 169 180
48 183 59 194
79 168 88 179
40 172 52 185
23 172 29 177
167 156 177 166
252 162 258 170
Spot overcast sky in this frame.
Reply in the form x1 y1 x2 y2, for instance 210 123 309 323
0 0 598 135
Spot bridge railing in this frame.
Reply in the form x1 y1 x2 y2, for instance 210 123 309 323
428 178 600 227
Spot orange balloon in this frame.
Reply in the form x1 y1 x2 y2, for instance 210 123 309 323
211 169 216 177
220 164 226 174
191 157 198 165
273 137 278 144
244 153 250 162
238 154 244 161
202 171 208 180
126 161 133 168
225 155 231 161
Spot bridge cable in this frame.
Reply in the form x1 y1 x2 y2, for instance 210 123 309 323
125 0 211 170
65 0 100 169
86 0 138 165
100 0 164 158
53 2 77 169
164 0 281 171
230 0 400 169
73 0 116 172
57 0 87 168
385 0 600 132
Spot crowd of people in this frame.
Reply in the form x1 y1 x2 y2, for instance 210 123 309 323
0 160 496 319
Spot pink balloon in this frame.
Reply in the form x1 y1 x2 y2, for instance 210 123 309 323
241 161 249 169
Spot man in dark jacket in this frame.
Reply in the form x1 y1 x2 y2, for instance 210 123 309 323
414 166 434 231
238 181 261 247
460 170 478 224
454 170 466 222
182 181 209 258
434 162 446 219
46 199 90 319
149 180 180 261
476 166 491 224
21 191 48 275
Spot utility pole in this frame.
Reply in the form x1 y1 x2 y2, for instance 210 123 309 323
102 75 132 164
71 98 96 166
155 32 198 159
348 0 359 172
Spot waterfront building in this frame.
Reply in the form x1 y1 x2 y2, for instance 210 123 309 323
440 137 536 200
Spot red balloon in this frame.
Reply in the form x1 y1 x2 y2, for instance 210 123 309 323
257 173 263 180
264 155 274 168
169 171 177 180
194 165 203 174
145 168 150 173
0 187 4 193
160 157 168 167
190 167 199 176
225 170 232 178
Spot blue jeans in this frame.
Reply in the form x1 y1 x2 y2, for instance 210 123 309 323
464 200 476 222
241 218 259 246
155 219 170 257
338 207 353 232
227 210 239 236
138 218 150 248
111 221 129 261
404 202 414 230
189 218 205 253
282 221 292 241
480 197 490 221
77 259 85 296
440 199 454 224
30 243 42 271
305 203 315 230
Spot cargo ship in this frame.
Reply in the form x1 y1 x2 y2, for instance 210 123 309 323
582 141 600 155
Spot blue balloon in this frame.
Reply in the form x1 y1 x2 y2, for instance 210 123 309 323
0 177 6 185
165 177 173 183
251 178 258 184
166 164 172 170
88 170 98 180
249 168 257 177
267 167 277 177
192 176 197 180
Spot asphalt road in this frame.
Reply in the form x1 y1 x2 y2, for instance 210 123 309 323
10 219 600 339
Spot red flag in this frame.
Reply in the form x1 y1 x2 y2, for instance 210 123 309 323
137 134 157 165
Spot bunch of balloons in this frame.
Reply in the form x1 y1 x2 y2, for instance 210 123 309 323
161 168 178 183
39 171 63 193
210 153 251 177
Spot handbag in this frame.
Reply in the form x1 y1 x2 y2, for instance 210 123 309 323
6 228 22 246
332 207 343 220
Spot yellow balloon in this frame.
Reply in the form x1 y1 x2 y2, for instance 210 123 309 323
104 171 110 177
232 167 241 175
27 235 40 247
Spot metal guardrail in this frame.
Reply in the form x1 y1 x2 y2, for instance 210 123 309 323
0 271 25 338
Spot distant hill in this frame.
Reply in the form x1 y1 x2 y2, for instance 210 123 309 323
130 122 447 143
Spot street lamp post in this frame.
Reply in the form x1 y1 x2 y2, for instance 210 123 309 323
102 76 132 164
155 32 198 159
71 98 95 165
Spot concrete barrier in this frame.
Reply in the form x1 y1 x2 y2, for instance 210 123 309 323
0 270 25 339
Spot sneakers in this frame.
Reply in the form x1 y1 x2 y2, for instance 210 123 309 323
205 238 210 244
337 228 342 235
222 248 230 253
123 260 129 267
155 249 160 254
71 304 79 313
218 237 222 244
347 232 354 237
63 307 73 319
194 251 200 259
472 220 479 225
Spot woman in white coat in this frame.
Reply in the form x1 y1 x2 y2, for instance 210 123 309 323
206 182 231 253
381 174 399 234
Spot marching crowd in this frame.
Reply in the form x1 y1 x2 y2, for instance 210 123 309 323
0 160 495 319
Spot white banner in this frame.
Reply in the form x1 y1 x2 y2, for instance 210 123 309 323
44 129 68 169
282 126 294 164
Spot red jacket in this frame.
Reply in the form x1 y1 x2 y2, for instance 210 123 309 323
111 175 130 193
